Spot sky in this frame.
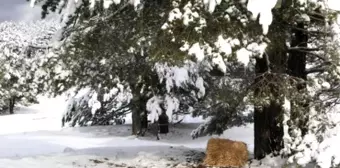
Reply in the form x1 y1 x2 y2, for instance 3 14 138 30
0 0 41 22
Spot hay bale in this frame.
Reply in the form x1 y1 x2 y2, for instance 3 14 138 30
203 138 249 168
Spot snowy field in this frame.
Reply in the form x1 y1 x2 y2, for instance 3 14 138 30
0 96 258 168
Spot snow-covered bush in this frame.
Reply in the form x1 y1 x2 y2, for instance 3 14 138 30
147 61 204 123
62 85 132 127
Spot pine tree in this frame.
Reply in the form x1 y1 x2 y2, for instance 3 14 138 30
35 0 209 135
31 0 340 166
0 20 59 114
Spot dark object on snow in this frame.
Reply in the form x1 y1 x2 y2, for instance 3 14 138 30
114 118 125 125
158 112 169 134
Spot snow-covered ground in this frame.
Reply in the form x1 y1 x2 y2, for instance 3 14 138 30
0 96 257 168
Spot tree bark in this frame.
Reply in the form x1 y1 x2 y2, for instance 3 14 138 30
254 57 285 159
254 0 310 159
131 105 142 135
288 23 307 81
254 102 284 159
287 22 309 136
141 111 148 129
131 94 149 135
254 15 287 159
9 97 15 114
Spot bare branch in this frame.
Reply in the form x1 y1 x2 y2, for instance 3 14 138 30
288 47 321 52
305 68 325 74
28 45 52 50
306 52 326 61
290 26 331 36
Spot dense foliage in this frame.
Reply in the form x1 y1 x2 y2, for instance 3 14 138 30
28 0 340 167
0 20 59 113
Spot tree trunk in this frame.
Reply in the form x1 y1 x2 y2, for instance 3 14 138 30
254 15 287 159
132 105 142 135
254 102 284 159
254 57 285 159
287 22 309 136
288 23 307 81
9 97 15 114
253 0 309 159
131 95 149 135
141 111 148 129
140 96 149 136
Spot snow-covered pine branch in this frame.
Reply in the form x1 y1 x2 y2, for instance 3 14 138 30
62 85 132 127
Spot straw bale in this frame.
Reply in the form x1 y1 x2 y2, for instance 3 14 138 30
203 138 249 168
